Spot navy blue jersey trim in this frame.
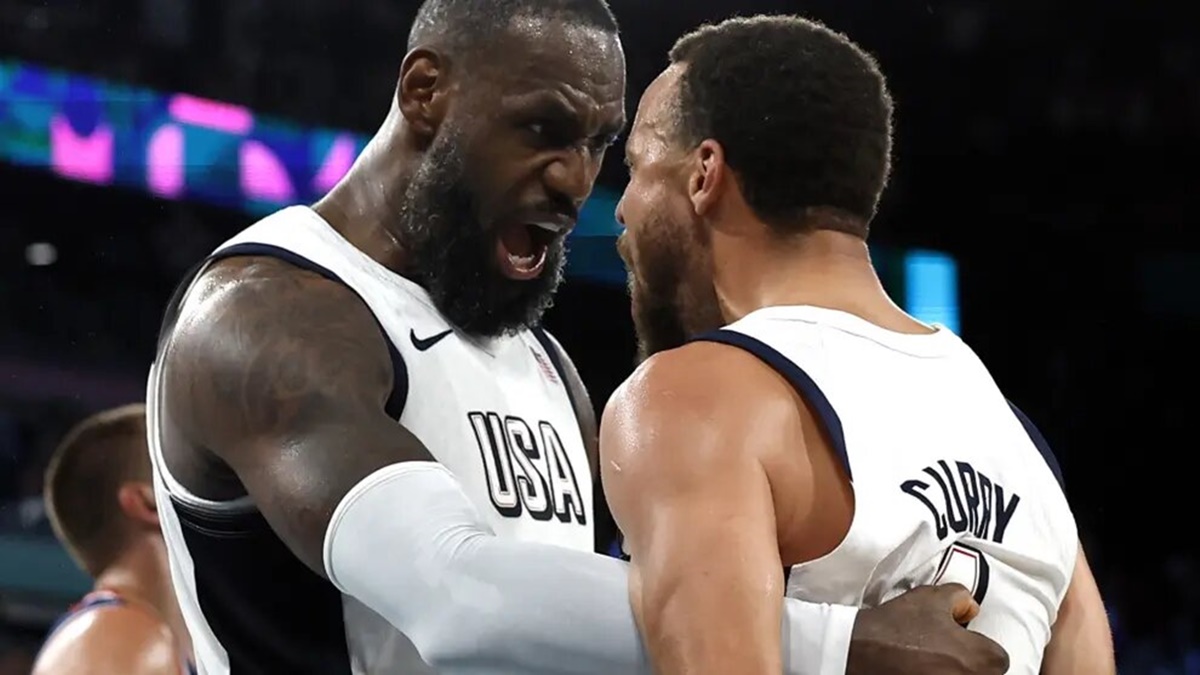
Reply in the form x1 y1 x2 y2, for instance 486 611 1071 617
690 329 851 481
530 327 578 413
43 594 124 644
1007 401 1064 489
210 242 408 420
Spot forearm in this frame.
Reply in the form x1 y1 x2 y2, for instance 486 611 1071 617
324 462 858 675
636 546 785 674
641 599 856 675
325 462 649 674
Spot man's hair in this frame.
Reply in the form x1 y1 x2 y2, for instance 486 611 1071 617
408 0 618 53
43 404 151 577
669 15 893 237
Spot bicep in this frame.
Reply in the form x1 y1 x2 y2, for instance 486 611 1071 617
600 359 785 608
600 354 787 570
603 412 778 573
164 261 433 574
599 354 790 671
1041 543 1115 675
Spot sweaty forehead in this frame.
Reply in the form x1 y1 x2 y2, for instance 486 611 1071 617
488 17 625 106
627 66 683 160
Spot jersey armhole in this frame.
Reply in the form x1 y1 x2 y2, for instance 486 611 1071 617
1007 401 1065 489
207 242 409 420
158 243 411 529
690 329 851 481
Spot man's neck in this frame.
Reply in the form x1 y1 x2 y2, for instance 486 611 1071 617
712 228 929 334
313 108 417 276
95 539 193 660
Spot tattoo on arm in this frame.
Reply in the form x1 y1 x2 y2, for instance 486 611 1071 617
164 257 432 574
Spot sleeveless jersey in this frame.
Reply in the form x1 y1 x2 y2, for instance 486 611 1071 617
695 306 1076 675
38 590 196 674
146 206 594 674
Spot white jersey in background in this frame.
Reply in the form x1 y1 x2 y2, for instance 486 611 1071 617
693 306 1076 675
146 206 594 674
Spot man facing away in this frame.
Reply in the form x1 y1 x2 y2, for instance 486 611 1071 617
34 404 194 675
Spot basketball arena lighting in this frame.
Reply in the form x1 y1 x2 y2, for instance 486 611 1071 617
0 59 957 331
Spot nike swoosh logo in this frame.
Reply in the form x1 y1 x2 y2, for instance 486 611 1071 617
410 328 453 351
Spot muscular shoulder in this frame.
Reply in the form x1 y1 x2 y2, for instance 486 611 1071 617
601 341 802 479
34 606 179 675
604 342 799 443
163 256 396 448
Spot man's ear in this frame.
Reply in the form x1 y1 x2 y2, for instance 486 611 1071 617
688 139 729 218
117 482 159 529
397 47 452 141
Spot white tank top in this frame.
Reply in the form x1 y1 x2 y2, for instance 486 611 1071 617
147 206 594 674
695 305 1076 675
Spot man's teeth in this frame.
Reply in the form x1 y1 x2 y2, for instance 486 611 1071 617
507 252 538 269
530 222 561 234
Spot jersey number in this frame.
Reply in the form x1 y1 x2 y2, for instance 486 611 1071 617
933 542 991 605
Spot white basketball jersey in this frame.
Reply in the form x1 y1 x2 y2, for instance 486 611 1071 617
147 206 594 674
697 306 1076 675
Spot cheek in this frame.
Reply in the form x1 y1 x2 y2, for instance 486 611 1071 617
620 177 655 223
626 176 688 226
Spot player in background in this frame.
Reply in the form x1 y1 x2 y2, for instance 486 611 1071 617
34 404 194 675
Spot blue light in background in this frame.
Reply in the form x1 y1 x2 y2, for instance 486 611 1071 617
904 249 960 332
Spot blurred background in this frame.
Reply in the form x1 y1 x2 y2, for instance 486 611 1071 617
0 0 1195 672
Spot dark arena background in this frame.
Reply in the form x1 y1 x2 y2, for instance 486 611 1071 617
0 0 1194 672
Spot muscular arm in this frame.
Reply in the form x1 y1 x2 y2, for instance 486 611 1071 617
165 259 431 573
601 344 798 675
32 607 181 675
1041 543 1115 675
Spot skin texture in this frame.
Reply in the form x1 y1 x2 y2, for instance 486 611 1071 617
601 344 798 675
1040 545 1116 675
33 604 182 675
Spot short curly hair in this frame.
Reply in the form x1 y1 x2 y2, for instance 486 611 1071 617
669 15 893 237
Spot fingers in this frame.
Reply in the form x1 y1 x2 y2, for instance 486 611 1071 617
929 583 980 624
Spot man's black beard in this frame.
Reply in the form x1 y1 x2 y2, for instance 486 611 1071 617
629 274 691 364
399 136 567 337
